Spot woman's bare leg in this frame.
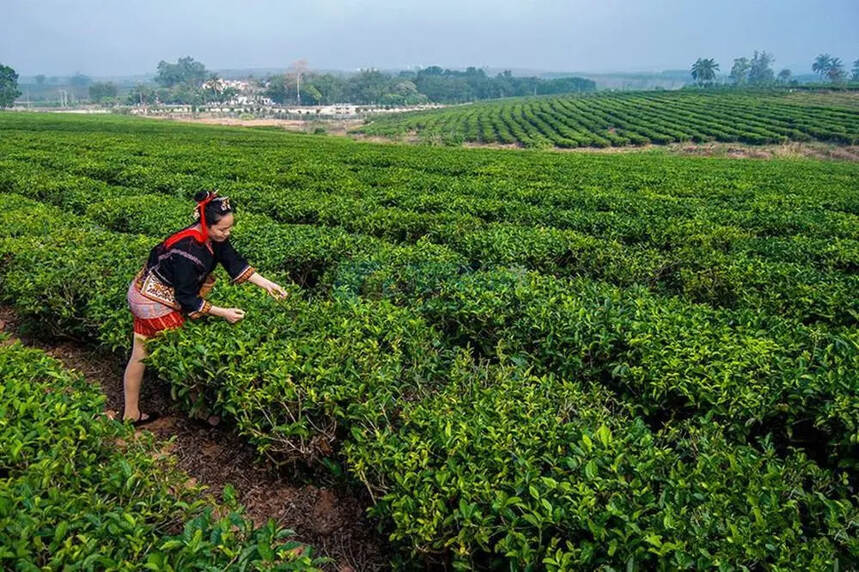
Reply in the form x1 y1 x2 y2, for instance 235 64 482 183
122 333 148 421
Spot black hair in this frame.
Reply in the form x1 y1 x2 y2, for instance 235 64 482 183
193 191 234 225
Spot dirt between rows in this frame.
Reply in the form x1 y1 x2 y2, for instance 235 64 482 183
0 307 390 571
458 139 859 161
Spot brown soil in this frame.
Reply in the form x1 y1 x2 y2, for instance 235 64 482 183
149 115 364 137
0 307 390 571
349 132 859 161
461 139 859 161
664 141 859 161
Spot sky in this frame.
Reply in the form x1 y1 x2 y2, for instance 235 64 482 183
2 0 857 77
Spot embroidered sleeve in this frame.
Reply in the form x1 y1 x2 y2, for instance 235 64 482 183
189 300 212 319
232 265 255 284
218 239 254 283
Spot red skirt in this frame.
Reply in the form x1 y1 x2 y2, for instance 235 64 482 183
128 275 186 337
132 312 185 337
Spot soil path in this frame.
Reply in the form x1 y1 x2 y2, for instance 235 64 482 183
148 115 363 137
0 307 389 572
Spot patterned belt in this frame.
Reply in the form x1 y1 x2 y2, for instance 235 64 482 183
134 268 216 311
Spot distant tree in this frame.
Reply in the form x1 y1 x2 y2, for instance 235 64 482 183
201 76 239 105
812 54 833 81
264 75 289 104
0 64 22 107
777 69 792 83
155 88 172 103
155 57 208 87
290 59 308 104
301 84 323 105
127 84 156 105
748 51 775 85
494 70 515 97
267 65 593 105
70 73 91 88
344 69 390 104
88 81 118 103
308 73 345 104
826 57 845 83
537 77 596 95
35 74 46 85
393 80 419 97
171 82 203 106
221 87 239 104
379 79 428 105
853 59 859 81
729 57 750 85
416 73 473 102
690 58 719 87
812 54 846 84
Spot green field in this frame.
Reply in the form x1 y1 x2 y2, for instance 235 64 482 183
357 89 859 148
0 339 323 570
1 112 858 569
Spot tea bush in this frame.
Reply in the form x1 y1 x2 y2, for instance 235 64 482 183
344 357 858 569
0 340 323 570
1 112 858 569
2 198 857 569
359 90 859 147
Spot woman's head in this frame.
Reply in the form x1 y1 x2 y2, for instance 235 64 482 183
193 190 234 242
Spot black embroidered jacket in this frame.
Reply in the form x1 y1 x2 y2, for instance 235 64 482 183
136 232 255 318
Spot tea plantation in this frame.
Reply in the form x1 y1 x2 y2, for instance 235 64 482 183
0 112 857 569
357 89 859 147
0 339 323 570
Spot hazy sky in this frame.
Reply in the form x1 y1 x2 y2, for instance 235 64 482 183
3 0 857 76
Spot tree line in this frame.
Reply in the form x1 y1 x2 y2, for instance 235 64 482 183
89 58 597 107
265 66 596 106
691 52 859 87
138 58 596 106
3 53 858 109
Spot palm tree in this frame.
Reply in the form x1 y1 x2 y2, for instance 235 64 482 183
691 58 720 87
826 58 845 83
812 54 833 81
730 57 750 85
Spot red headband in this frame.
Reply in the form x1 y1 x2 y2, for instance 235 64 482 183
197 191 217 241
164 192 218 248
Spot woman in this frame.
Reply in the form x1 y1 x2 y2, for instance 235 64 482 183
124 190 287 425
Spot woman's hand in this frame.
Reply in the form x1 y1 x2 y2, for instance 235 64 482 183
222 308 246 323
262 280 288 300
249 272 289 300
211 306 246 323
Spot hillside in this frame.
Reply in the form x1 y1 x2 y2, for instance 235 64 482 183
355 89 859 148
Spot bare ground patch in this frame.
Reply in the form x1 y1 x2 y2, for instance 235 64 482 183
665 141 859 161
360 136 859 161
467 140 859 161
148 114 364 137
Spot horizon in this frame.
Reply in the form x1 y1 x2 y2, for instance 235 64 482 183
6 65 832 84
3 0 856 78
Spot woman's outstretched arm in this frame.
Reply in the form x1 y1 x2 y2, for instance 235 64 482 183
248 272 289 300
